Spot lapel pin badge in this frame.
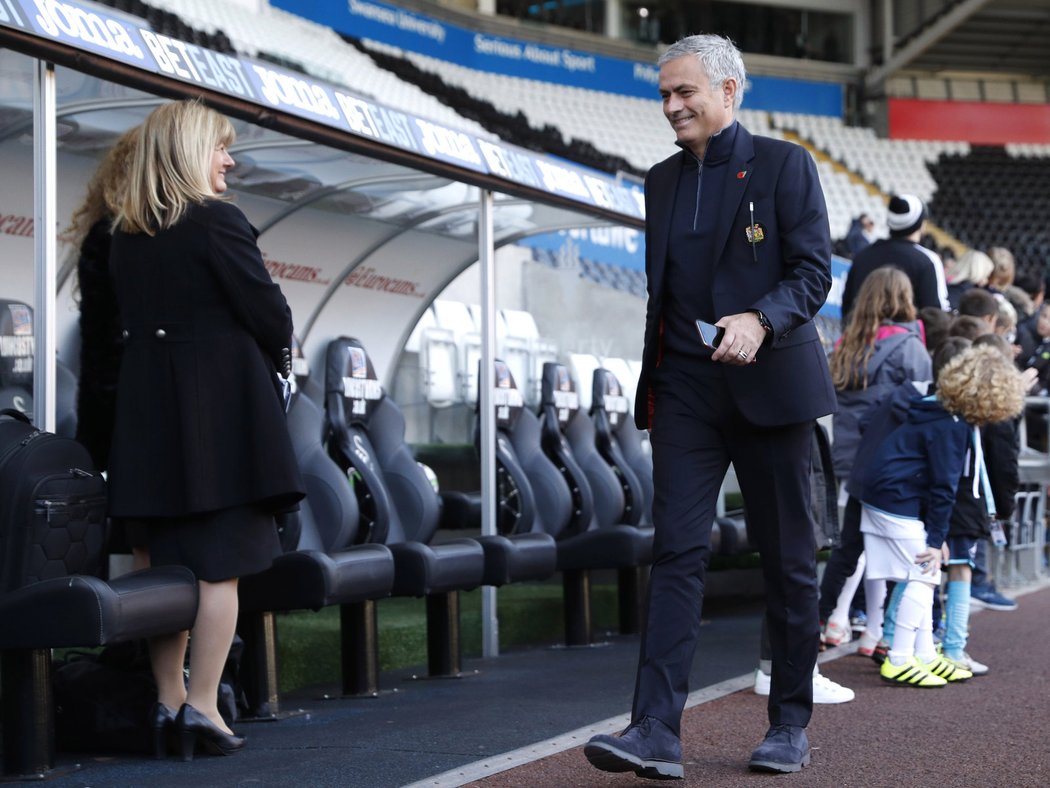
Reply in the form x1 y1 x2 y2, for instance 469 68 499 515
736 170 747 179
746 200 763 262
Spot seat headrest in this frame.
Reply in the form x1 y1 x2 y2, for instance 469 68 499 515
540 361 580 428
486 359 524 431
325 336 383 425
0 300 34 390
592 368 630 427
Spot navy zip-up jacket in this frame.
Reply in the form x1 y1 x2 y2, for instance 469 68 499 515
855 396 971 548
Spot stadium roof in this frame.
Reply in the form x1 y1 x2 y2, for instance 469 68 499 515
870 0 1050 89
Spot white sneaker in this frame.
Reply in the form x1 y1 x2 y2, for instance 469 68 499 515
812 671 856 704
753 669 855 703
753 668 771 696
952 651 989 676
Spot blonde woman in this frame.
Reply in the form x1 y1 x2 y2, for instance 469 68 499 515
855 345 1025 687
947 249 994 311
104 100 303 759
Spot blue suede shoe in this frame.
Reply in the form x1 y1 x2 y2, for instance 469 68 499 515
584 715 683 780
748 724 810 773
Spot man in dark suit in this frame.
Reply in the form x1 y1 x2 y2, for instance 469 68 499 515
584 34 835 779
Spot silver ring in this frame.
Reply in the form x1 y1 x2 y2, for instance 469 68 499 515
738 349 749 360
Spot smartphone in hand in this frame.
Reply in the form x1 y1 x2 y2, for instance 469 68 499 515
695 319 725 349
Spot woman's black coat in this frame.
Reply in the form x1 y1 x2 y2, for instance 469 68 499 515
75 218 123 471
106 200 304 518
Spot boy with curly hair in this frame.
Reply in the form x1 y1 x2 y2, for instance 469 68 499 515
855 346 1025 687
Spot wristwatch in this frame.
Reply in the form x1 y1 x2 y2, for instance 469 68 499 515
749 309 773 335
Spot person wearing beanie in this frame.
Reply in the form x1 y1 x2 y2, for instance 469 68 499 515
841 194 945 318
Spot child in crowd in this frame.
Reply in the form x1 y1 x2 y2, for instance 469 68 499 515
936 334 1024 676
864 337 971 665
822 267 932 654
949 314 991 342
854 345 1025 687
918 305 951 357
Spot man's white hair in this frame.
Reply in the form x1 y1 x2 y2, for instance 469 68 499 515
658 34 747 111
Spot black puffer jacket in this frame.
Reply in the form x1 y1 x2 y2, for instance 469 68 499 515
947 418 1020 539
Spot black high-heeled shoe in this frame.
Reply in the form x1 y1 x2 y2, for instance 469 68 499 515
148 702 178 760
174 703 246 762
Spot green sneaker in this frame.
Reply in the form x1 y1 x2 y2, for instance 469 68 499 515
924 655 973 682
880 656 947 688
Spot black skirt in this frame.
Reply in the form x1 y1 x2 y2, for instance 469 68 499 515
123 504 281 582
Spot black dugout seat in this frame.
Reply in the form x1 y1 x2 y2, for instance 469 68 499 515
0 300 78 438
325 337 484 678
0 300 33 418
591 367 653 527
0 412 198 777
590 367 746 556
511 362 652 645
469 364 559 586
237 369 395 714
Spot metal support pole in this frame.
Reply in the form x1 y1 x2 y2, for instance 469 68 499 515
1 649 55 778
479 189 499 658
605 0 622 39
425 592 462 677
341 600 380 697
236 611 280 719
563 569 592 646
33 60 57 433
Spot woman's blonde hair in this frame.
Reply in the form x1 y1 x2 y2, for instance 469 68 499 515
830 266 917 390
114 99 235 235
937 345 1025 426
950 249 994 286
67 126 140 245
988 246 1016 289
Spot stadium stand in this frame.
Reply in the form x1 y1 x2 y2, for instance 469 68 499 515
771 112 969 205
94 0 496 138
348 37 640 177
929 146 1050 276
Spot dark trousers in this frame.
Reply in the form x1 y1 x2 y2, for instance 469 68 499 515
818 495 864 622
631 357 819 735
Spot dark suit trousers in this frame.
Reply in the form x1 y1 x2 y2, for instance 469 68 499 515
818 495 864 622
631 355 819 735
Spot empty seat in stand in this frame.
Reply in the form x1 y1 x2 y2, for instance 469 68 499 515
325 337 485 678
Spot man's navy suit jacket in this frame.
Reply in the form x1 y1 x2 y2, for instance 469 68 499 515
633 123 837 430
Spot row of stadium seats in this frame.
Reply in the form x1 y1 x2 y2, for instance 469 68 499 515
219 336 665 715
770 111 970 205
929 147 1050 274
405 299 641 412
96 0 494 139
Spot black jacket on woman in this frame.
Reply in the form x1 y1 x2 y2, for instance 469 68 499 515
75 218 123 471
107 200 304 518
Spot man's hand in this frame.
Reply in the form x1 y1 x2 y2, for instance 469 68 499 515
711 311 767 366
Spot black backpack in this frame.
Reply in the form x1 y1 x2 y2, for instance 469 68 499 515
0 408 108 593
